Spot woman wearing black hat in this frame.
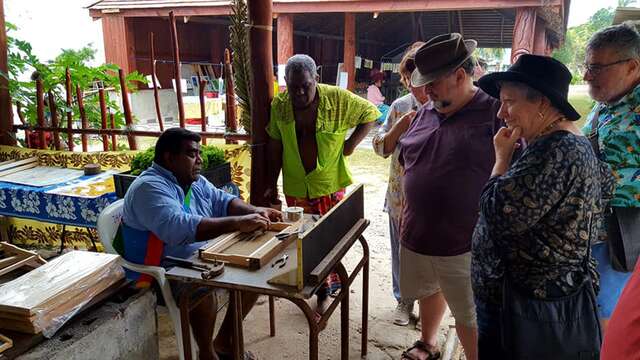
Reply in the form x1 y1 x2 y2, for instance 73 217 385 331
471 54 615 358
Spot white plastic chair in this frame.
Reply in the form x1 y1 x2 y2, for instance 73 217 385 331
97 199 197 360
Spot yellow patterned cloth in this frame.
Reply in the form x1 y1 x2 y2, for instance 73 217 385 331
0 144 252 250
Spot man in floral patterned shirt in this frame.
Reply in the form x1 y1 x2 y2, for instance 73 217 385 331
583 23 640 332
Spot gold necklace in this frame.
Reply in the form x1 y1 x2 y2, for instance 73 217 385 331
534 117 565 140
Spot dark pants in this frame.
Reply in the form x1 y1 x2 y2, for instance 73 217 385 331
475 298 508 360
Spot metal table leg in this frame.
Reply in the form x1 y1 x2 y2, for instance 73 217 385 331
231 290 245 359
179 286 194 360
335 263 349 360
287 297 321 360
359 235 370 357
269 295 276 337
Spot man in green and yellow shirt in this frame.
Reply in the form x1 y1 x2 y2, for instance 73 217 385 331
266 54 380 208
266 54 379 307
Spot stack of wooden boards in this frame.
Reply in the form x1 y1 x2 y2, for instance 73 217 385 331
0 251 124 335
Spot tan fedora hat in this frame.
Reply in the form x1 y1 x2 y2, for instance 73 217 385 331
410 33 477 87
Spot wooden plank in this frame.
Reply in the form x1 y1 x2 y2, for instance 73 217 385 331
0 255 19 269
0 162 37 178
0 256 35 277
0 242 45 263
308 218 368 284
0 158 36 173
343 13 355 91
302 184 364 284
0 333 12 354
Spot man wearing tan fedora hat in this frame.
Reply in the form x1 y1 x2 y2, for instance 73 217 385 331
397 33 502 360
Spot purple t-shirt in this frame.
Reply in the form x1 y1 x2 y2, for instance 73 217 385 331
398 89 501 256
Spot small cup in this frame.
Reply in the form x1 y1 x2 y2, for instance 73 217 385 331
284 206 303 223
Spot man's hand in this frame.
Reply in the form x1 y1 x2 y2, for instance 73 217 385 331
235 213 270 233
255 207 283 222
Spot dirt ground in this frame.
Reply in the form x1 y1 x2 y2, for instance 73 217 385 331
158 140 459 359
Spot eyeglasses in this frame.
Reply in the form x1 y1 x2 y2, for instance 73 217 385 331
580 58 632 76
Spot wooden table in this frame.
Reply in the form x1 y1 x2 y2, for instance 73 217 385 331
166 218 370 360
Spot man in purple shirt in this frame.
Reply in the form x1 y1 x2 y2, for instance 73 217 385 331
398 34 501 360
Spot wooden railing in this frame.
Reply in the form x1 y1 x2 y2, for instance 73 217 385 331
11 10 249 152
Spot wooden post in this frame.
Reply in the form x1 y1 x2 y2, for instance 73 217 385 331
65 68 74 151
109 113 117 151
343 13 356 91
76 85 88 152
149 32 164 131
0 0 14 146
15 102 30 148
511 7 537 63
247 0 274 206
533 17 550 56
277 14 294 66
99 89 110 151
48 91 61 150
118 68 137 150
35 79 46 149
224 49 238 144
169 11 185 127
199 79 207 145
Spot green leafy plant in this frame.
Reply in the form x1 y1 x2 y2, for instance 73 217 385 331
229 0 252 134
4 22 147 147
129 147 155 175
129 145 226 175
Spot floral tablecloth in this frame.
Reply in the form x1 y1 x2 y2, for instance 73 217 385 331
0 144 251 250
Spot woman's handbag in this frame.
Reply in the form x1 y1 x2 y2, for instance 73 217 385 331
588 109 640 272
500 217 602 359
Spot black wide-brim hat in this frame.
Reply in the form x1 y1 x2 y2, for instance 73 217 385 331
478 54 580 121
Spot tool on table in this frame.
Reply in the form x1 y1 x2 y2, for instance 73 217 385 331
271 254 289 268
165 256 224 280
275 232 296 241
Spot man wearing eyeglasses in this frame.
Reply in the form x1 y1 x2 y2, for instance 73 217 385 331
582 22 640 336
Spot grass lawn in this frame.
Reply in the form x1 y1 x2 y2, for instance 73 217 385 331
568 93 594 129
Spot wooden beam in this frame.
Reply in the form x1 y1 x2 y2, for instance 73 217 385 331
343 13 356 91
277 14 294 65
511 7 536 63
0 0 13 146
248 0 274 206
89 0 562 18
533 16 550 55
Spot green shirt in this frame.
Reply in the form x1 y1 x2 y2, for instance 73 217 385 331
267 83 380 198
582 84 640 208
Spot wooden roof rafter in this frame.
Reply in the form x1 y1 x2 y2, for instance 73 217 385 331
89 0 564 18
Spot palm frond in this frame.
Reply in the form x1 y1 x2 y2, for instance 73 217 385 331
229 0 252 134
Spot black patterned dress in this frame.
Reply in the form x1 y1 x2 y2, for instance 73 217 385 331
472 131 615 307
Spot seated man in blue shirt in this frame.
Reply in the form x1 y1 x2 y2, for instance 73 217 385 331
123 127 281 360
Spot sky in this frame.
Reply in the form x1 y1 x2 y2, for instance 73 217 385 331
2 0 634 65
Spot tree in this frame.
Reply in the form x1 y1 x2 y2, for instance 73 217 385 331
4 23 146 147
553 1 637 83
